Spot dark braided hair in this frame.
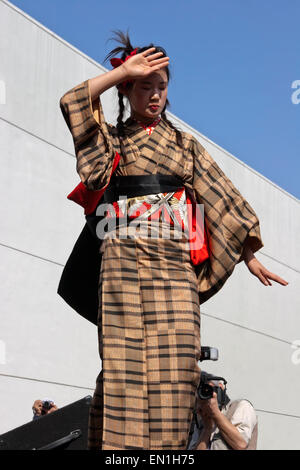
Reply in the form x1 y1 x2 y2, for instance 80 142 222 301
117 90 126 138
104 30 183 148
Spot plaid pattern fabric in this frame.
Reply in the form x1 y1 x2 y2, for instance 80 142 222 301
190 137 264 303
90 223 201 450
59 80 263 450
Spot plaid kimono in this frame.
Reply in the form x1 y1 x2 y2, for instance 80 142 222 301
59 80 263 450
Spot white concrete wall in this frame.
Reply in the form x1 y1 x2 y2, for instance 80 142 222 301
0 0 299 449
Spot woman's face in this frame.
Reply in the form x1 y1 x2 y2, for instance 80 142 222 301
124 68 168 124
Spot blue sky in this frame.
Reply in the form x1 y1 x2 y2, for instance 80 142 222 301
9 0 300 199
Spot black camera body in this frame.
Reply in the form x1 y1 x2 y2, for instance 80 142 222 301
41 401 53 415
197 373 227 410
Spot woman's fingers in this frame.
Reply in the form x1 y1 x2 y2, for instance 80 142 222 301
264 271 289 286
142 47 157 56
260 268 289 286
258 272 271 286
146 51 164 61
142 49 169 65
250 259 289 286
147 58 170 73
150 56 170 66
137 49 170 72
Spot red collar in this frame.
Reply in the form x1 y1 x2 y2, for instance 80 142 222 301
134 117 161 135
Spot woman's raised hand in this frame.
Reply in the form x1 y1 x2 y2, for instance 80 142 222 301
89 48 169 100
122 47 170 80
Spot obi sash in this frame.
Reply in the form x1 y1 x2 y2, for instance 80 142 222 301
58 172 210 326
69 172 209 266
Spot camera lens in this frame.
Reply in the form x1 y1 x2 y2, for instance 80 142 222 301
198 383 214 400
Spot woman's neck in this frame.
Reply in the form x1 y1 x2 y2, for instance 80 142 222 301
131 113 161 127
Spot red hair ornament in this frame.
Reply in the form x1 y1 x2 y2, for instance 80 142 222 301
110 48 138 88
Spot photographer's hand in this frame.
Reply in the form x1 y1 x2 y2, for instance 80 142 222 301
196 392 248 450
32 400 43 417
204 392 248 451
195 396 217 450
47 403 58 414
198 391 220 419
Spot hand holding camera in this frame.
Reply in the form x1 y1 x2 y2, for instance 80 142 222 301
32 399 57 417
197 389 220 423
41 400 57 415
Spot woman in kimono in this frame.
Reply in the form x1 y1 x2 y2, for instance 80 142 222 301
59 32 288 450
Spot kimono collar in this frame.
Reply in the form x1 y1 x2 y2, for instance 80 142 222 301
123 115 166 138
134 116 161 135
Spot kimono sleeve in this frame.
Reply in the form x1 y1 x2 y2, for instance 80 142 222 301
190 136 264 304
59 79 119 191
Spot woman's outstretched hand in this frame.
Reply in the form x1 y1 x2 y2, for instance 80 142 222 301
246 257 289 286
242 237 289 286
243 245 289 286
122 47 170 80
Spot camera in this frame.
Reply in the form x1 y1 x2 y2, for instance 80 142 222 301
198 381 219 400
197 347 227 409
197 372 227 410
41 400 53 414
